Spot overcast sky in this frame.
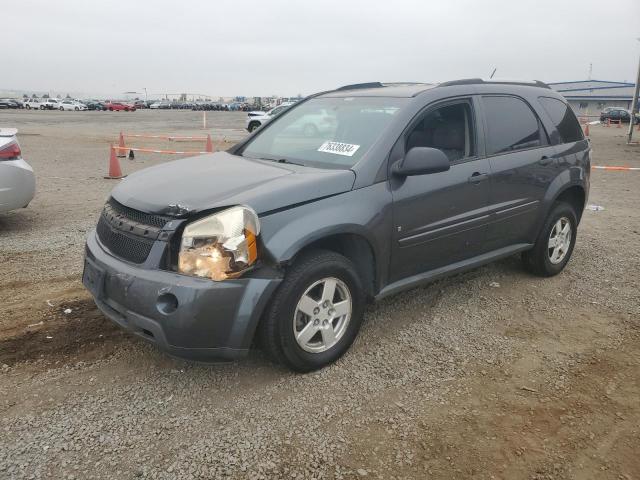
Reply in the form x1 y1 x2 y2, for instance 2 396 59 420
3 0 640 97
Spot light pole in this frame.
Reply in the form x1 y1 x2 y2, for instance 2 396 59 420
628 38 640 144
144 88 147 102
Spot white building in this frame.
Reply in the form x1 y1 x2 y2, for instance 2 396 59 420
548 80 636 117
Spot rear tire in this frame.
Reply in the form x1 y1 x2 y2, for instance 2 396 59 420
259 250 365 372
522 201 577 277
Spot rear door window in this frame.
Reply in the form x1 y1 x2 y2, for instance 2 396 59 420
538 97 584 143
482 96 543 155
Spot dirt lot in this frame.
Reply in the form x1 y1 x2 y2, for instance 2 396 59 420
0 110 639 480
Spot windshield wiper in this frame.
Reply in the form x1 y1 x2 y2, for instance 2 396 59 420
276 158 304 166
248 155 305 167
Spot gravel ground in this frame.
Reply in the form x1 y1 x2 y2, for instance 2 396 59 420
0 113 639 479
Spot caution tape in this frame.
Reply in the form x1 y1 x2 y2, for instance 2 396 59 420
113 146 208 155
122 133 208 141
592 165 640 171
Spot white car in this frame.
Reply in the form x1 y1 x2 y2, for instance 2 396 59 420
0 128 35 214
59 100 87 111
38 99 61 110
150 101 170 109
24 98 43 109
245 103 294 132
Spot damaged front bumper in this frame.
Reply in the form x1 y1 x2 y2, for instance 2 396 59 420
83 229 281 361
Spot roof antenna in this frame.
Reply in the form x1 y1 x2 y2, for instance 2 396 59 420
588 63 592 80
489 68 497 79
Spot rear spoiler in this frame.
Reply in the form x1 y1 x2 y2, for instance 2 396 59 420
0 128 18 137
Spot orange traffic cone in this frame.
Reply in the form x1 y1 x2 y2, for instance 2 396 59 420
205 134 213 153
117 132 126 157
105 145 125 179
584 123 590 136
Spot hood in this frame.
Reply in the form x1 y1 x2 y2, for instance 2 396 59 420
110 151 355 216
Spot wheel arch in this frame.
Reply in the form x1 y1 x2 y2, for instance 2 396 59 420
285 231 377 299
539 168 588 230
553 184 586 223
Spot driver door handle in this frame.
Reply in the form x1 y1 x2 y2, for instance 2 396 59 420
468 172 489 184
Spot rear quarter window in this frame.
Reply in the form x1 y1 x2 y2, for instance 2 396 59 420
482 96 543 155
538 97 584 143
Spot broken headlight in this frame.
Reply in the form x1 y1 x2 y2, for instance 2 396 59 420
178 206 260 281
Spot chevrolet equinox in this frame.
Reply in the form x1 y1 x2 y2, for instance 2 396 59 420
83 79 590 372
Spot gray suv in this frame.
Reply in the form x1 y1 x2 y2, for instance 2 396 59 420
83 79 590 371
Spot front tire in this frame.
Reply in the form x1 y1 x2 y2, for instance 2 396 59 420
248 122 260 132
259 250 365 372
522 201 578 277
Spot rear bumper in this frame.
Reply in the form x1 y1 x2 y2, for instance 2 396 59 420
83 229 281 361
0 158 35 213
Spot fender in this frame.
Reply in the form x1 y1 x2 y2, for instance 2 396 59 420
535 166 587 233
258 182 394 291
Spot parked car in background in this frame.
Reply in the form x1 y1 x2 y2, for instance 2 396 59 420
0 99 21 109
599 108 639 124
192 102 225 111
150 101 171 109
104 102 135 112
39 99 61 110
0 128 35 214
85 100 106 111
245 102 293 132
24 98 42 110
83 79 590 372
133 100 147 109
59 100 87 111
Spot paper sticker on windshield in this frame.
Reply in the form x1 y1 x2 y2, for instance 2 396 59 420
318 141 360 157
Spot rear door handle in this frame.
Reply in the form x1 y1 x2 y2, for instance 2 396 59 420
468 172 489 184
538 155 553 166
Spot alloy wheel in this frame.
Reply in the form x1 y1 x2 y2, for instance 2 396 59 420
293 277 352 353
548 217 572 264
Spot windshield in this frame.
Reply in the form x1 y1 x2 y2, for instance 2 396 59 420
241 96 407 169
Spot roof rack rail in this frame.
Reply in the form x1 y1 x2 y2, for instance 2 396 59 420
336 82 384 91
438 78 551 89
380 82 429 87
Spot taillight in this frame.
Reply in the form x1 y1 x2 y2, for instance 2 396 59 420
0 141 21 160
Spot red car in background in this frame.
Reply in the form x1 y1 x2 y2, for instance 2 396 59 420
104 102 136 111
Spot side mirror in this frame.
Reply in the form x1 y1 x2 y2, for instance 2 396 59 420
392 147 451 177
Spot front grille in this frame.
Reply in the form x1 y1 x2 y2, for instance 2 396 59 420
96 198 171 264
97 217 154 263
